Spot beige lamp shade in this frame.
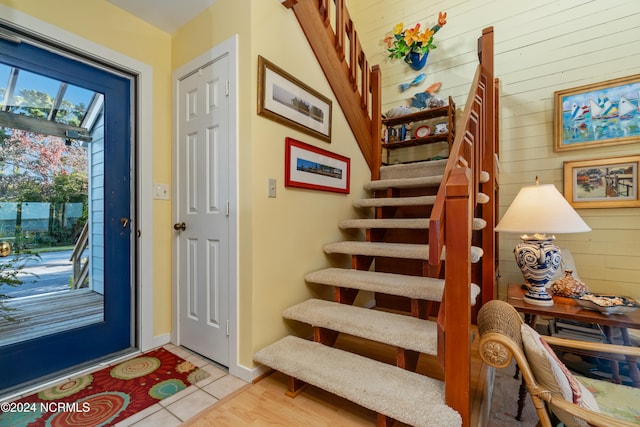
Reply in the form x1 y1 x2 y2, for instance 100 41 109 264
495 183 591 235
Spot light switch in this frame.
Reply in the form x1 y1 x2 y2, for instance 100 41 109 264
268 178 277 198
154 183 169 200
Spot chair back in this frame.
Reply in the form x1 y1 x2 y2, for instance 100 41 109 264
477 300 555 426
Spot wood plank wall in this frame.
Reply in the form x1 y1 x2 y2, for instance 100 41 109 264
348 0 640 300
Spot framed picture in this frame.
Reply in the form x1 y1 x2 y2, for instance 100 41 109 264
563 155 640 208
285 137 350 194
258 56 332 142
554 74 640 152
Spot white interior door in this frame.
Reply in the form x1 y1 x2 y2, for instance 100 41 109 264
175 55 230 366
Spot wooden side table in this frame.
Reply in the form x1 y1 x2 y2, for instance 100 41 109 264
506 284 640 420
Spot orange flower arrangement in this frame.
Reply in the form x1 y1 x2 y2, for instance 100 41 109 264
384 12 447 60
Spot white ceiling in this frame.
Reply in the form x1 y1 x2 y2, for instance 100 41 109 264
107 0 218 34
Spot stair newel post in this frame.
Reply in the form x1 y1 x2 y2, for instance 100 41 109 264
443 167 473 426
479 27 498 304
370 64 382 180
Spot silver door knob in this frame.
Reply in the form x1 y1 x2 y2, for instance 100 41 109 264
173 222 186 231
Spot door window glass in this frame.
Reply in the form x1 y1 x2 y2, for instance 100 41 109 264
0 62 103 346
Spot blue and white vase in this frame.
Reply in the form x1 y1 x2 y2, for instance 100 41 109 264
514 235 561 306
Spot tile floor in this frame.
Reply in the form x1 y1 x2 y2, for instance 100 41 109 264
6 343 248 427
115 344 248 427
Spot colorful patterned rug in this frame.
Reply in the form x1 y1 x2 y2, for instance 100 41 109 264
0 347 210 427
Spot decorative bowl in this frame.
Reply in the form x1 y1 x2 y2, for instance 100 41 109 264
575 293 639 315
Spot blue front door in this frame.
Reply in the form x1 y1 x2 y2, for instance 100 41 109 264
0 35 133 390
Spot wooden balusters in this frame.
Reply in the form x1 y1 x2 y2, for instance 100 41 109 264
283 0 381 176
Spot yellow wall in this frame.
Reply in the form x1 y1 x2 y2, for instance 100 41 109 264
0 0 174 333
349 0 640 301
173 0 371 368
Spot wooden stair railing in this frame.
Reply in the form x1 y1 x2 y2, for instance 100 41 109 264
430 27 498 426
282 0 382 179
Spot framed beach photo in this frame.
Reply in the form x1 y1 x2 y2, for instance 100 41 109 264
554 74 640 152
285 137 350 194
258 56 332 142
563 155 640 209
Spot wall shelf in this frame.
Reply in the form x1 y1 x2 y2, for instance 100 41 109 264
382 96 455 164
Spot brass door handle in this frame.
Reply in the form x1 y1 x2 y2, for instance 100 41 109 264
173 222 186 231
120 217 129 228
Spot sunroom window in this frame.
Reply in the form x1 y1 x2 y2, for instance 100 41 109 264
0 62 102 141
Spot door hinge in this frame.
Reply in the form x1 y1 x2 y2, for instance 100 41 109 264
225 80 230 97
226 320 230 336
226 200 230 217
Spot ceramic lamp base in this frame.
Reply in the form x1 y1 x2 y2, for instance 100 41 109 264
523 284 554 306
514 234 561 307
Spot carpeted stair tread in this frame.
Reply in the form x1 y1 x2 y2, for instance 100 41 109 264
339 217 487 231
324 241 484 263
340 218 429 229
283 299 438 355
253 336 461 427
354 195 436 208
305 268 481 304
364 175 443 191
325 241 429 260
379 159 448 180
474 217 488 230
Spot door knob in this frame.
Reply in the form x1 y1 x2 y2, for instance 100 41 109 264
173 222 186 231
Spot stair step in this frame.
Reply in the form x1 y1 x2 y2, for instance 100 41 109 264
478 192 489 204
284 299 438 355
340 218 429 229
354 195 436 208
305 268 481 304
253 335 462 427
364 175 443 191
379 159 448 180
324 241 484 263
339 217 487 231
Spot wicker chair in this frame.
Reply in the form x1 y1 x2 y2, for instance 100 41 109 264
478 299 640 427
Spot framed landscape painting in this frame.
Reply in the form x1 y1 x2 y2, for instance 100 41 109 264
563 155 640 209
554 74 640 152
258 56 332 142
285 137 350 194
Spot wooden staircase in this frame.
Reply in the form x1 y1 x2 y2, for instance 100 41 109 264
256 1 498 426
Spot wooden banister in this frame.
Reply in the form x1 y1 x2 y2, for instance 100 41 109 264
283 0 381 179
444 167 473 425
428 66 482 265
431 27 497 425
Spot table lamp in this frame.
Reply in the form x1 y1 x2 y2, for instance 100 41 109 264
495 179 591 306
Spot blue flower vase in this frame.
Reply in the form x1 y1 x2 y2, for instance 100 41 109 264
404 51 428 70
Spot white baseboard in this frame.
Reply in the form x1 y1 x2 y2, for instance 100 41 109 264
152 333 171 350
229 362 271 384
